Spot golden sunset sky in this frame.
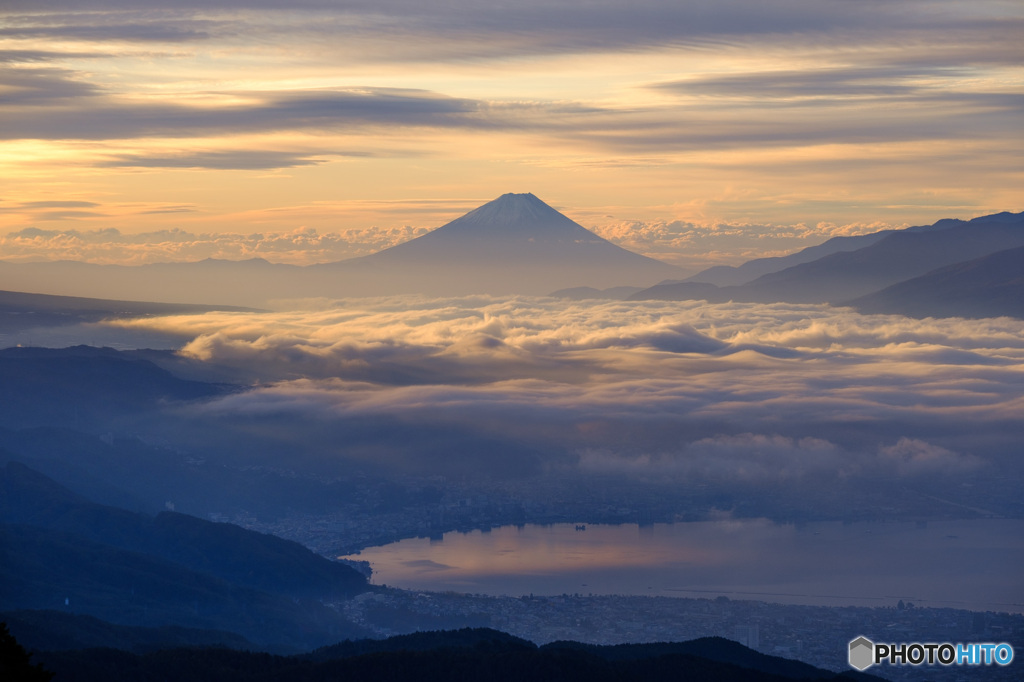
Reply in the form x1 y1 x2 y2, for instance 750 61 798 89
2 0 1022 272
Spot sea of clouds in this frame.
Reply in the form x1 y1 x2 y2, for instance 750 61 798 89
107 296 1024 484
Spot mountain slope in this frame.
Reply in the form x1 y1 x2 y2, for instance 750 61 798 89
685 231 894 287
0 194 681 304
324 192 682 295
29 627 884 682
0 462 369 649
845 245 1024 319
1 609 252 654
0 345 228 430
630 210 1024 308
0 461 367 600
684 217 965 287
739 211 1023 303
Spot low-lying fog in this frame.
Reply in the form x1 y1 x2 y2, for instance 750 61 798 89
97 295 1023 488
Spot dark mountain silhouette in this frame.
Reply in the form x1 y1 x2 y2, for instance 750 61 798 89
845 245 1024 319
0 345 230 430
544 637 862 680
0 622 53 682
682 218 960 288
0 462 369 650
1 610 252 654
308 627 535 660
629 211 1024 315
313 630 857 680
684 232 893 288
0 461 367 600
0 289 260 335
24 626 884 682
738 211 1023 303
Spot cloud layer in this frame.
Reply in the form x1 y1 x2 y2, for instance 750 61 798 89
0 218 896 268
111 296 1024 484
1 0 1020 237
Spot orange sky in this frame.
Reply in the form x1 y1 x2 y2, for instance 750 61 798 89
2 1 1022 270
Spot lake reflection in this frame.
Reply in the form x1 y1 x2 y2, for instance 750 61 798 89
342 519 1024 612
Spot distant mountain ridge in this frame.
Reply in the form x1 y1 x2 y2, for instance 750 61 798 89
3 201 1018 313
0 193 682 305
683 232 894 288
628 210 1024 318
845 245 1024 319
18 625 884 682
0 345 229 430
683 217 967 288
0 288 261 335
740 211 1023 302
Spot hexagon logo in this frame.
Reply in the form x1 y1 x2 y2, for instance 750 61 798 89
849 636 875 671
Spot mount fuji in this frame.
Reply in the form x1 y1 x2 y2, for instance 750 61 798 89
0 193 681 306
321 192 682 296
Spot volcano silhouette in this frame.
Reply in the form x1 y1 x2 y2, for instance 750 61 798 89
0 194 683 306
345 192 681 295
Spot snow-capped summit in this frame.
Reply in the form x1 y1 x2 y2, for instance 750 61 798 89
354 193 680 295
0 194 684 305
423 192 606 242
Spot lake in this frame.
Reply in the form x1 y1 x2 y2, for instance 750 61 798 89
341 518 1024 612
